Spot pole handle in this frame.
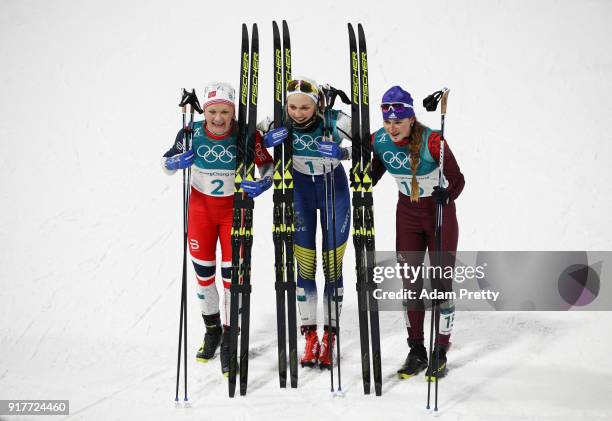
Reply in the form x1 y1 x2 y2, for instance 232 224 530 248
440 88 450 115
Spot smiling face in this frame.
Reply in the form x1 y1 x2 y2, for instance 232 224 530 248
382 116 416 143
204 103 234 136
286 94 317 124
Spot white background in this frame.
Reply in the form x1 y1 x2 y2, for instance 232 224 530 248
1 0 612 420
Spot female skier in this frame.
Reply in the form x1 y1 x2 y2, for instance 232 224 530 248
161 82 273 376
371 86 465 380
251 77 352 369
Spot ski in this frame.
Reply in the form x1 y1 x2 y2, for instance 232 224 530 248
348 22 382 396
282 20 299 390
272 19 298 389
348 23 370 395
228 23 259 398
358 23 382 397
272 20 287 389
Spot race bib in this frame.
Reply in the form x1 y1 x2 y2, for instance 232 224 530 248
192 168 235 197
392 169 447 198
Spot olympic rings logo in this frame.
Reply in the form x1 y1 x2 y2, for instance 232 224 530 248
382 151 410 170
293 134 323 152
196 144 236 163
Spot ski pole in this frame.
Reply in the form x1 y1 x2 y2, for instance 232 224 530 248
173 89 202 405
423 88 449 411
330 160 342 395
321 90 343 395
174 89 188 405
322 162 335 394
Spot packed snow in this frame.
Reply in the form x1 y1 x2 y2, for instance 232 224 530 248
1 0 612 420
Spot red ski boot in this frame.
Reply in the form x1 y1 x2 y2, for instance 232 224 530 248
318 327 336 370
300 325 320 368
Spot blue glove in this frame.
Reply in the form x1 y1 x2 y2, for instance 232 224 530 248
165 149 194 171
318 141 343 160
264 127 289 148
241 176 273 198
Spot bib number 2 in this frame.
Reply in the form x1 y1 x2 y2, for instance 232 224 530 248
211 179 224 195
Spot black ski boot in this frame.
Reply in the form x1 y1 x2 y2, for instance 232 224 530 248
220 326 232 377
425 344 448 382
397 339 428 379
196 314 222 363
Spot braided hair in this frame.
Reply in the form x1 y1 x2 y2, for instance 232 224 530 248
407 120 424 202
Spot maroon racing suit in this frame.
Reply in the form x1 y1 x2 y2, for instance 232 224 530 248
372 127 465 347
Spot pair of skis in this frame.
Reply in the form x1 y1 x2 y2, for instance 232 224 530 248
228 23 259 398
348 23 382 397
271 20 299 389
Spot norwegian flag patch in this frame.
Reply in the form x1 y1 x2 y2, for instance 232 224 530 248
208 91 216 98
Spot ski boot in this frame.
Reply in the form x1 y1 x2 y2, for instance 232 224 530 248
300 325 320 368
425 344 448 382
318 327 336 370
220 326 232 377
196 323 222 363
397 339 428 379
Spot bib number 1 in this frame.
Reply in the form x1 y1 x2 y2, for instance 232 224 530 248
305 161 315 174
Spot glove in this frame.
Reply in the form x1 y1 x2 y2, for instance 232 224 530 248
165 149 194 171
241 176 273 198
318 141 343 160
264 127 289 148
431 186 450 206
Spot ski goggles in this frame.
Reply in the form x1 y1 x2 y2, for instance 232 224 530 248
380 102 413 113
287 79 319 95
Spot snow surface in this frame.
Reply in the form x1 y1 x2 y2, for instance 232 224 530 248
1 0 612 420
